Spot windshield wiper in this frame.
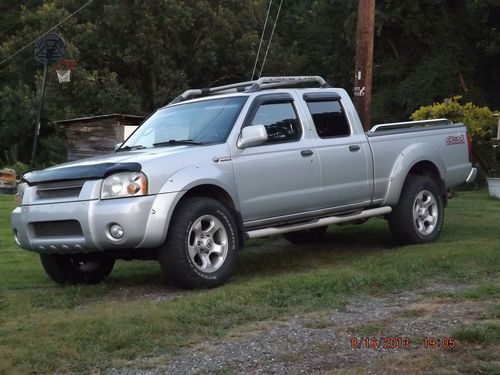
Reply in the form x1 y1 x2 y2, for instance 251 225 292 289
116 145 146 152
153 139 204 147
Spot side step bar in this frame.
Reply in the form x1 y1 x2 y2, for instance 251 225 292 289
245 206 392 239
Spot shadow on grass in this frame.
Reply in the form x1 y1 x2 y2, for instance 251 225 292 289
90 220 396 295
12 200 498 305
236 221 395 279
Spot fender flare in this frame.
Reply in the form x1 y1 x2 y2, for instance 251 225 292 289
157 165 244 247
159 165 240 210
383 143 447 206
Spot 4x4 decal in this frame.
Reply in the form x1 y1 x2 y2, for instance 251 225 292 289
446 135 465 145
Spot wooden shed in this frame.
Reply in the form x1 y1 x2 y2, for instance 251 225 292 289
56 114 145 161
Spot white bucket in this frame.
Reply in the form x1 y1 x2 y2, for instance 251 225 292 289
486 177 500 199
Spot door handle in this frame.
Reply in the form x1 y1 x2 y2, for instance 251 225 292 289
349 145 361 152
301 149 314 157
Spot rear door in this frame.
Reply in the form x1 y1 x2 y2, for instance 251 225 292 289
302 92 373 210
230 93 322 222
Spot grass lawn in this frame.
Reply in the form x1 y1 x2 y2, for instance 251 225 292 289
0 191 499 374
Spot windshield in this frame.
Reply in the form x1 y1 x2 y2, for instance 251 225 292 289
121 96 247 149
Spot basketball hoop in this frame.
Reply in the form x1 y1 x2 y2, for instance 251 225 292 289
54 59 76 83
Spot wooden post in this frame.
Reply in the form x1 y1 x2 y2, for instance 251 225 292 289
353 0 376 131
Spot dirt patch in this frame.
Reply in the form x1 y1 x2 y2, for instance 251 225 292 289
109 282 499 375
103 285 190 303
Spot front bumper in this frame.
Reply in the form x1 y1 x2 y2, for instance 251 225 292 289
11 193 178 254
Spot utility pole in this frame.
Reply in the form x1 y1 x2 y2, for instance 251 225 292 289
353 0 375 131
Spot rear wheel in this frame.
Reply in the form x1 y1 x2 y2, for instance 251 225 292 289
283 226 328 244
388 175 444 245
40 253 115 285
159 197 239 289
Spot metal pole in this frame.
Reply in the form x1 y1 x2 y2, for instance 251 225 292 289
353 0 376 131
30 62 48 170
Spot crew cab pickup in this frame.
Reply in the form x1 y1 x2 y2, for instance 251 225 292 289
11 76 477 288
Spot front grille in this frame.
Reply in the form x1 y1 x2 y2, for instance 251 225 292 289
33 220 83 238
36 179 85 199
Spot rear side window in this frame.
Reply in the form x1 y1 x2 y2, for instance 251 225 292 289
306 100 350 138
250 102 301 143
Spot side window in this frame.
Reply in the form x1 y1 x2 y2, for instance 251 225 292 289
306 100 350 138
250 102 302 143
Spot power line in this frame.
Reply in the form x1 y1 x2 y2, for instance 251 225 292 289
251 0 273 81
0 0 95 67
258 0 284 78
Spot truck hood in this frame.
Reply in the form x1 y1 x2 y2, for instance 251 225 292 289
52 145 195 166
23 145 223 186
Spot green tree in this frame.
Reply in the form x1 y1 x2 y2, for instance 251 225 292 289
271 0 500 124
0 0 499 168
371 0 500 123
0 0 264 167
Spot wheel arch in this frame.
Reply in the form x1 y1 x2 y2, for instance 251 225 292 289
392 160 447 206
383 143 447 206
406 160 447 203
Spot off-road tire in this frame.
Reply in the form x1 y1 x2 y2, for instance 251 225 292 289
159 197 239 289
388 175 444 245
40 253 115 285
283 226 328 245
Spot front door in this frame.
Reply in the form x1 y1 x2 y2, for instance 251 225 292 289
230 94 322 223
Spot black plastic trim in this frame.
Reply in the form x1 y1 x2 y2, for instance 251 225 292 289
303 92 341 102
238 93 303 146
242 93 295 127
24 162 142 185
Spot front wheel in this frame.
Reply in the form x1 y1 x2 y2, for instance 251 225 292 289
159 197 239 289
40 253 115 285
388 175 444 245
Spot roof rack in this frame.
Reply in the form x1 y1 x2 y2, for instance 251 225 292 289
169 76 330 104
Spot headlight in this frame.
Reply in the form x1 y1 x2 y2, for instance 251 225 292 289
101 172 148 199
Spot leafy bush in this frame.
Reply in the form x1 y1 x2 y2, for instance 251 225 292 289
410 96 496 140
411 97 500 177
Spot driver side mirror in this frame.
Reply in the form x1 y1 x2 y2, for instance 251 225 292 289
114 142 123 151
237 125 268 148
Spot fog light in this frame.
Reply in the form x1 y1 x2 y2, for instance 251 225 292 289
109 224 124 239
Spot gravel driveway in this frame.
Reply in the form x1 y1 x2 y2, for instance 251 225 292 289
109 282 498 375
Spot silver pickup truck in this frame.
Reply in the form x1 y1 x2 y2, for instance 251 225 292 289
11 76 476 288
